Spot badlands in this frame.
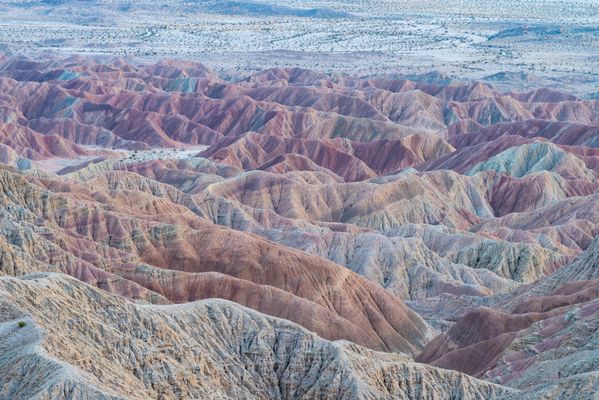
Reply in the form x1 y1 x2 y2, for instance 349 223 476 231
0 54 597 398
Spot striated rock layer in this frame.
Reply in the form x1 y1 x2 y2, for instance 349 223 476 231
416 235 599 397
0 55 598 398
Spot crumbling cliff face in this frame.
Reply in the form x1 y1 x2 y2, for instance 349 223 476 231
0 274 511 400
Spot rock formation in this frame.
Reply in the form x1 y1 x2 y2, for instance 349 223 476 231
0 55 598 398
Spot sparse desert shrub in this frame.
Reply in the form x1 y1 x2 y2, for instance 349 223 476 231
17 321 26 328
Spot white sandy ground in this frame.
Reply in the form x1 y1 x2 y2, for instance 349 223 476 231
0 0 598 95
32 146 208 173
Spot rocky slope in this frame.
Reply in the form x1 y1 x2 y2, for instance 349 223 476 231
0 166 433 355
0 273 515 400
0 55 598 398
